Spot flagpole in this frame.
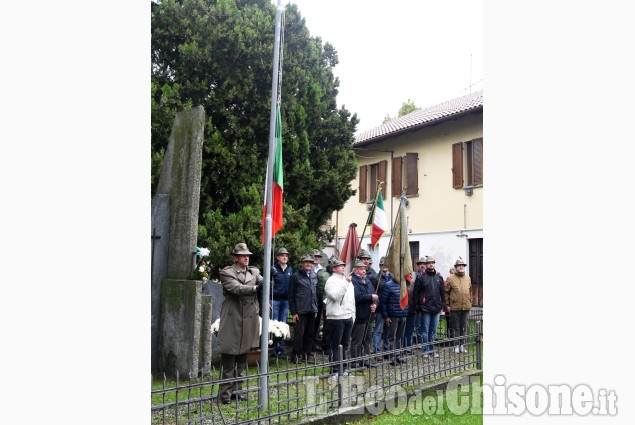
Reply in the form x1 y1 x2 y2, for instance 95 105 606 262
354 183 383 260
260 0 284 412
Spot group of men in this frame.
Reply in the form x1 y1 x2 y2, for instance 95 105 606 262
214 242 473 403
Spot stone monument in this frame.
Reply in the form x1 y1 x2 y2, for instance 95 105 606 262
151 105 212 376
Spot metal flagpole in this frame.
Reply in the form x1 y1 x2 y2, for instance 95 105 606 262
260 0 284 412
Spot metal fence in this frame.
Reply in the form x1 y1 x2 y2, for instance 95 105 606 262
151 310 482 425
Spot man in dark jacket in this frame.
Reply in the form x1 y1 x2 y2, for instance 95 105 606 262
380 275 408 365
413 256 446 358
288 253 318 362
270 247 293 357
350 259 378 368
312 249 329 351
358 249 379 289
372 257 392 356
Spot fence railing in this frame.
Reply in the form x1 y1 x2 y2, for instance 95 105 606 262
152 312 482 425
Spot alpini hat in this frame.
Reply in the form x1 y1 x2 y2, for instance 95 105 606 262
276 247 289 255
424 256 435 263
454 257 467 266
416 256 426 264
311 249 323 257
232 243 252 255
331 258 345 267
300 253 314 263
379 256 386 266
353 259 366 268
358 249 371 259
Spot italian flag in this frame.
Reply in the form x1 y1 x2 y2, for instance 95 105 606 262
371 189 387 251
262 105 284 244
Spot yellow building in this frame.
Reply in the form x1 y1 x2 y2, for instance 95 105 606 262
329 91 483 305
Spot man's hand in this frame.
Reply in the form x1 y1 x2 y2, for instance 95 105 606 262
385 317 392 327
293 314 299 323
417 312 422 318
255 283 263 295
370 304 376 313
371 294 378 302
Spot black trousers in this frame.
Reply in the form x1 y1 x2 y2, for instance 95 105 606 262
219 353 248 400
385 316 406 359
325 317 353 373
292 313 316 357
451 310 470 346
350 320 372 362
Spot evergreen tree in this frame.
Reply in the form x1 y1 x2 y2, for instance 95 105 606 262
152 0 359 277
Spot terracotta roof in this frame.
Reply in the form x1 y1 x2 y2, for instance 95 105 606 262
354 90 483 146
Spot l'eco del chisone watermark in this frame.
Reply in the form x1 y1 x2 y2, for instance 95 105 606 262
304 374 618 417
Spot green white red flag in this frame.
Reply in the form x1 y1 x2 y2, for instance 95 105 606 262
262 105 283 244
370 189 387 251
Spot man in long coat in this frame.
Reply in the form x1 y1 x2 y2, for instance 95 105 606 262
216 243 263 404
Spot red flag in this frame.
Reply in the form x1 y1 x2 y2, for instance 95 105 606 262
339 223 360 275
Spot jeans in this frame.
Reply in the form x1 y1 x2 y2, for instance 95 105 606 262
403 311 417 347
419 312 440 353
325 318 353 373
271 299 289 355
372 312 389 353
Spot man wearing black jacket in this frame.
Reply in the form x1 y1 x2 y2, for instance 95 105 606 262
413 256 446 358
350 259 378 368
288 253 318 362
270 247 293 357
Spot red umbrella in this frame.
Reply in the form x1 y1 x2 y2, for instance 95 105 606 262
339 223 360 275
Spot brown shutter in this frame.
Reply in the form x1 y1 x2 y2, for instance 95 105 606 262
377 160 387 194
405 152 418 195
359 165 367 202
452 143 463 188
392 156 402 197
472 138 483 185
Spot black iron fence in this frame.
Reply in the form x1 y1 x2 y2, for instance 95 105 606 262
152 310 482 425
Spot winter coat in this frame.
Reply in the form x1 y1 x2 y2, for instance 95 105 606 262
215 264 263 355
324 273 356 320
380 279 409 318
351 273 376 321
376 271 393 297
413 269 446 314
271 262 293 300
365 266 379 291
316 267 330 302
288 269 318 315
445 273 472 311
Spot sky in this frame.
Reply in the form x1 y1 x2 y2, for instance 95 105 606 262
277 0 483 134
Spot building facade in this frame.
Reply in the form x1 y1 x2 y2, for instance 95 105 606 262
328 91 483 306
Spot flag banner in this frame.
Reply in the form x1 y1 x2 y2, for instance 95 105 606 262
384 199 413 309
262 105 284 244
339 223 360 276
371 189 387 251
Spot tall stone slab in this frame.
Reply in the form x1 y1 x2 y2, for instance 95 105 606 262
151 194 170 370
153 106 212 377
156 106 205 279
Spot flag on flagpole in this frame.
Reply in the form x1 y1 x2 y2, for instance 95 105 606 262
262 105 284 244
339 223 360 276
384 199 413 309
370 189 387 251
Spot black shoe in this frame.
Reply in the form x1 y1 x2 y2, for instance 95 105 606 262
389 360 399 366
231 393 247 401
398 357 407 364
365 361 378 368
220 397 231 405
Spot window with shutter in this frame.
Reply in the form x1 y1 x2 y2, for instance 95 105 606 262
369 164 377 200
472 138 483 185
377 160 387 193
452 143 463 188
405 152 418 195
392 157 402 197
409 241 419 269
359 165 367 202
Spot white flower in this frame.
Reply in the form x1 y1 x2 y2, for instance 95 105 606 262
211 318 220 334
199 266 205 272
199 247 210 257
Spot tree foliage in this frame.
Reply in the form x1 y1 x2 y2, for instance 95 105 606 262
152 0 359 278
382 98 420 124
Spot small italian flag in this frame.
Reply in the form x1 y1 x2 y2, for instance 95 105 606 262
370 189 387 251
262 105 284 244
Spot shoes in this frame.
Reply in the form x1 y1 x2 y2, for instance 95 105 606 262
230 393 247 401
460 345 467 353
220 397 231 405
433 352 440 358
376 356 383 361
398 357 407 364
454 346 460 354
389 358 400 366
363 361 378 368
